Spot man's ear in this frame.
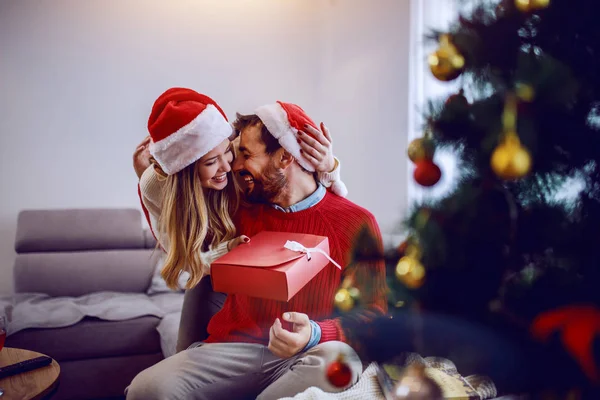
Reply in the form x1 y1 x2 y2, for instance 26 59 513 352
274 148 295 170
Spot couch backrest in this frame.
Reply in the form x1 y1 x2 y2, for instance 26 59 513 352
15 208 146 252
13 208 159 297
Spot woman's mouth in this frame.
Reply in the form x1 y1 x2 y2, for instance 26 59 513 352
212 174 227 183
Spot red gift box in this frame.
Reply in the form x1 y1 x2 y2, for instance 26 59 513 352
211 231 340 302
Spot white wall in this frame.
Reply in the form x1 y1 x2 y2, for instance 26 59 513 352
0 0 411 294
314 0 411 238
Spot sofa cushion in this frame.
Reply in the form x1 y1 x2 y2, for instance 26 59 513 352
14 249 159 297
5 316 162 362
15 209 145 253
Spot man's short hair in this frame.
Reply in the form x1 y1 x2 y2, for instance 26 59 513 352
233 113 313 175
232 113 281 155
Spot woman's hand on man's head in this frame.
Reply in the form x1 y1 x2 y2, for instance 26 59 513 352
133 136 152 179
298 122 336 173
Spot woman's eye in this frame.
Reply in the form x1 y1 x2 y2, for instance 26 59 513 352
205 161 216 166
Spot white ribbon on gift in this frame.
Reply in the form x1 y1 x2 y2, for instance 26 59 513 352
283 240 342 270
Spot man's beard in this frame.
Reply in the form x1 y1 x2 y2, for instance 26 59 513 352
244 162 288 204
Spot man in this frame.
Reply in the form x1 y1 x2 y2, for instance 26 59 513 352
127 101 387 400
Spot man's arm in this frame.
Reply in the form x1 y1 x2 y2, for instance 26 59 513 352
268 213 388 358
314 213 388 348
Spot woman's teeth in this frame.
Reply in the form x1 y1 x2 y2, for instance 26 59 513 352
213 174 227 183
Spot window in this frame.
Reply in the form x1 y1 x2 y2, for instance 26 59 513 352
407 0 460 205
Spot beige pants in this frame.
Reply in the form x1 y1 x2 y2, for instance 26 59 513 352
126 341 362 400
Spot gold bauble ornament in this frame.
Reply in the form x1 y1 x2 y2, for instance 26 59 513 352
407 138 435 163
391 365 443 400
348 287 361 302
334 288 355 312
515 0 550 12
428 35 465 82
491 132 532 180
395 256 426 289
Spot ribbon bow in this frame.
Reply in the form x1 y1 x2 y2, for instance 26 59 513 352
284 240 342 270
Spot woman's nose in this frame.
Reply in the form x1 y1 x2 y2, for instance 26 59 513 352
221 158 231 173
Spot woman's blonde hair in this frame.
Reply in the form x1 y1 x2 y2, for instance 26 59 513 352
158 162 240 289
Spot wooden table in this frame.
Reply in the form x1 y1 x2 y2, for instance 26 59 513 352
0 348 60 400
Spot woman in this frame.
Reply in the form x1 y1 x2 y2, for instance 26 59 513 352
134 87 345 350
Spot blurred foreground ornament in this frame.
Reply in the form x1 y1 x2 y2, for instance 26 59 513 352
334 277 360 312
326 355 353 388
515 0 550 13
334 288 354 312
391 364 443 399
395 255 426 289
531 305 600 383
428 34 465 81
491 93 532 180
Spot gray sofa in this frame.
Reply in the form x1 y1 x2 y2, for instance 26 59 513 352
5 208 166 400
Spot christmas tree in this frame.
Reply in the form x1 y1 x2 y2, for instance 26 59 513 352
339 0 600 397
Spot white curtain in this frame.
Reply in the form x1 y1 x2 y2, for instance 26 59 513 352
407 0 460 206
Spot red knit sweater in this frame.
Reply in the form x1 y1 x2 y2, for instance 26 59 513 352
204 192 388 346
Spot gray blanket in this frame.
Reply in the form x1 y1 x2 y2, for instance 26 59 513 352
0 292 183 336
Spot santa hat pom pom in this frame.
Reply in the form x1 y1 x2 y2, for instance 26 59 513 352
331 180 348 198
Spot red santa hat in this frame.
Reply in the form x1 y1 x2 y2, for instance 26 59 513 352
254 101 320 173
254 101 348 197
147 88 232 175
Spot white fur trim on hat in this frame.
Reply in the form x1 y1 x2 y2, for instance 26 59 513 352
255 103 315 172
149 104 233 175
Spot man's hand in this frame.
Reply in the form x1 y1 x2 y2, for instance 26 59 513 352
298 122 335 173
133 136 152 179
268 312 312 358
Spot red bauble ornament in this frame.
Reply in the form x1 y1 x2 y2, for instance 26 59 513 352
414 160 442 187
326 357 353 388
445 90 469 110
